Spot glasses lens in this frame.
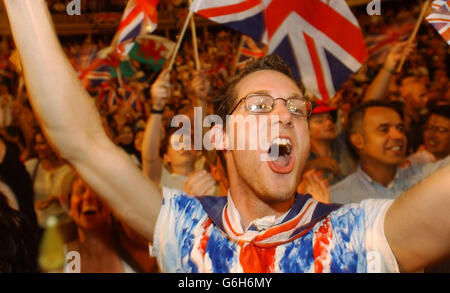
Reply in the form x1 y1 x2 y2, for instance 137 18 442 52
246 94 274 113
287 98 311 117
425 125 448 133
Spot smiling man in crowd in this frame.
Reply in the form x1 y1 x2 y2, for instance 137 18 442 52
407 104 450 165
330 100 450 204
4 0 450 273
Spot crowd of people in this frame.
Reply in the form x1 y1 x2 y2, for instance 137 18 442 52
0 0 449 273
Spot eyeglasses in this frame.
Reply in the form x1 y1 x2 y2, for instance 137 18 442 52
424 125 449 134
228 93 312 118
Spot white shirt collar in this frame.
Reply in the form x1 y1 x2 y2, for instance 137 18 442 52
226 190 289 234
357 164 400 190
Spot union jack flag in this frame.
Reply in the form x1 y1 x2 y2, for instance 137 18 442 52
94 13 122 25
77 59 113 92
426 0 450 45
190 0 368 102
98 82 120 107
74 42 98 72
365 22 414 64
121 84 143 113
234 35 268 71
128 93 143 113
113 0 160 57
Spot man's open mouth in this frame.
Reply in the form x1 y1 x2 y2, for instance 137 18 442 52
81 205 100 216
267 137 295 174
385 144 404 154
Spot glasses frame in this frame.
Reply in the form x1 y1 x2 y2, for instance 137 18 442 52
228 93 312 118
424 124 449 134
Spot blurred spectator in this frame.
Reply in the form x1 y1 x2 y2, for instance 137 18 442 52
24 131 76 228
0 191 40 273
303 103 357 185
330 100 450 204
407 104 450 165
61 176 137 273
116 123 141 166
0 135 38 230
398 75 430 153
142 70 218 195
0 85 13 128
11 94 39 161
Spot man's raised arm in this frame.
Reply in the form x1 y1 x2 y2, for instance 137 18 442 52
3 0 161 241
385 162 450 272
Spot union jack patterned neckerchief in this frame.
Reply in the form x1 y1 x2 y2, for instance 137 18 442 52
196 193 341 272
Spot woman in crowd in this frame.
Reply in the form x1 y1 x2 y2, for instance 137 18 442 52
0 191 39 273
62 175 145 273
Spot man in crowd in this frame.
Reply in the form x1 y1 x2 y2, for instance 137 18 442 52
5 0 450 273
407 104 450 165
142 70 218 195
362 41 428 153
399 75 430 153
330 100 450 204
304 102 357 185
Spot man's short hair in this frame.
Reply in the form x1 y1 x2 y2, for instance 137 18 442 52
398 74 420 86
214 54 304 126
346 100 404 158
427 104 450 121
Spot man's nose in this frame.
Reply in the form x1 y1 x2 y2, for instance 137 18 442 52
271 100 292 128
83 187 97 202
324 116 334 127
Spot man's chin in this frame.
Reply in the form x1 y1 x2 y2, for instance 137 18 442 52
385 158 405 167
264 165 301 191
261 180 298 201
261 190 296 206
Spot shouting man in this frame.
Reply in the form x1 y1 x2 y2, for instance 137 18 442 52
4 0 450 273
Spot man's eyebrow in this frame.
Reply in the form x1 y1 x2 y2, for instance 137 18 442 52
245 90 270 96
376 123 405 129
287 93 305 99
245 90 304 97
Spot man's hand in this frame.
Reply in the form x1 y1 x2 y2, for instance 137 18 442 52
188 71 211 101
303 157 340 177
150 69 171 111
384 41 416 73
363 40 416 102
297 169 331 203
184 169 217 196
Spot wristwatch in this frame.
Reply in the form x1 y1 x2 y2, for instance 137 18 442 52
150 107 164 114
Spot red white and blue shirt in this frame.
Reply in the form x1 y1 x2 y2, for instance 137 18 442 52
151 188 399 273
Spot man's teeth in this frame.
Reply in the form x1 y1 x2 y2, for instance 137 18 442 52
270 138 292 156
388 146 401 151
272 137 291 147
82 206 98 214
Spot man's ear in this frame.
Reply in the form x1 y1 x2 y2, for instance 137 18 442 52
163 153 170 165
350 132 365 152
208 124 229 151
209 164 221 181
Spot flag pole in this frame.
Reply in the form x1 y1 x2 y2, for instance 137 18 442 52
167 11 194 73
117 67 124 90
396 0 431 73
189 0 201 71
231 35 246 76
